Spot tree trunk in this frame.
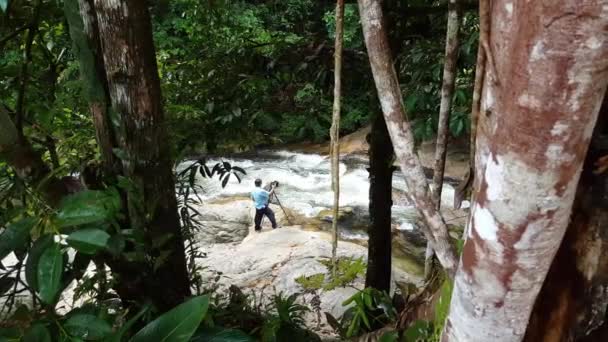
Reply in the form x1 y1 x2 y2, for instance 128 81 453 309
92 0 190 311
65 0 120 176
442 1 608 341
365 113 394 292
0 107 69 207
358 0 459 278
427 0 461 280
330 0 344 276
431 0 461 207
523 98 608 342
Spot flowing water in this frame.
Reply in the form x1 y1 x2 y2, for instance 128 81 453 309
188 150 469 237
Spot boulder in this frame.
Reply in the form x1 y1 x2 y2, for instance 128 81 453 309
193 199 252 244
197 226 423 338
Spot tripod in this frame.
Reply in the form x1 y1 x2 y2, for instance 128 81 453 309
260 192 293 227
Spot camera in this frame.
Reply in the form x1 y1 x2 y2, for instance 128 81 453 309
271 180 280 188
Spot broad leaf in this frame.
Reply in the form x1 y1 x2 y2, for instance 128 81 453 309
67 229 110 254
38 243 63 304
64 314 112 340
231 166 246 175
221 174 230 188
56 190 120 227
0 217 35 260
23 323 51 342
25 235 54 291
0 276 15 295
131 295 209 342
191 327 254 342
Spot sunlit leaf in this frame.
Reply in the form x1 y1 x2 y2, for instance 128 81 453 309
131 295 209 342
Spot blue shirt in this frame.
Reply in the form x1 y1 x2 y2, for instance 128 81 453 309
251 188 270 209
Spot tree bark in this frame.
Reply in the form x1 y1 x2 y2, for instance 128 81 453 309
365 113 394 292
442 1 608 341
431 0 461 208
0 107 69 207
330 0 344 276
358 0 459 278
523 98 608 342
427 0 461 280
65 0 120 176
92 0 190 311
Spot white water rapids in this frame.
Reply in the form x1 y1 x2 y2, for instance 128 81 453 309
188 150 469 233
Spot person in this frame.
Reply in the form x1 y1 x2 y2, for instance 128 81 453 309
251 178 278 231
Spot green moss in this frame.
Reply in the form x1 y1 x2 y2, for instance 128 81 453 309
294 257 366 291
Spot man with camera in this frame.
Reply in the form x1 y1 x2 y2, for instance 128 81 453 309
251 178 279 231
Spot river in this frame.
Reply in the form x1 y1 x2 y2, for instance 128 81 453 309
190 150 469 238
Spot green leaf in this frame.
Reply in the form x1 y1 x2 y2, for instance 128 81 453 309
26 235 54 291
221 174 230 188
67 229 111 254
403 320 432 341
23 323 52 342
38 242 63 304
231 166 246 175
64 314 112 340
56 190 120 227
0 217 35 260
0 276 15 295
378 331 398 342
131 295 210 342
0 0 7 12
191 327 254 342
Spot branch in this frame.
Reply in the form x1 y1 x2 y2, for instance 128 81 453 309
14 0 43 136
358 0 459 278
0 24 28 49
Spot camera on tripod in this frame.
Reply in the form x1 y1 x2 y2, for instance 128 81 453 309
270 180 280 188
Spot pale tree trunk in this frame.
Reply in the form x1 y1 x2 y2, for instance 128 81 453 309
330 0 344 276
523 98 608 342
442 1 608 341
92 0 190 311
427 0 461 280
365 113 394 291
358 0 459 278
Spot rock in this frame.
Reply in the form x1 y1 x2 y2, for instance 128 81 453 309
197 226 423 338
192 199 252 244
316 207 354 223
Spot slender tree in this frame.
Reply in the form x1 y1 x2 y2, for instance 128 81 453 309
358 0 459 278
431 0 461 207
442 1 608 340
330 0 345 276
365 113 394 291
427 0 461 279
